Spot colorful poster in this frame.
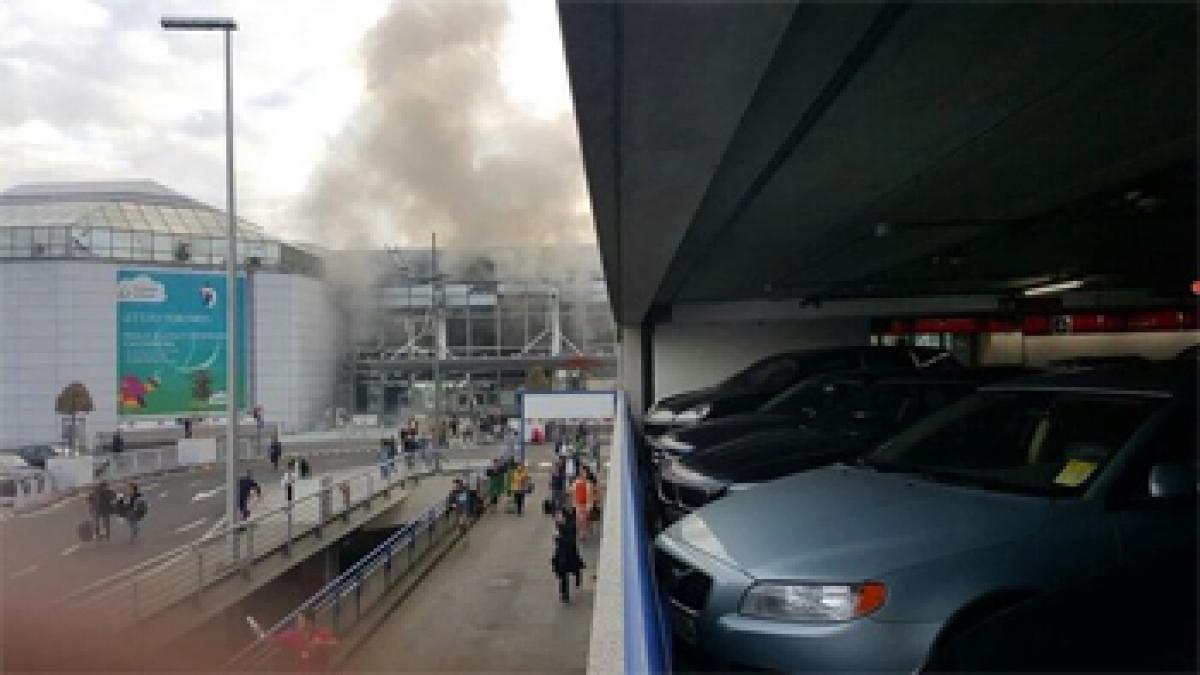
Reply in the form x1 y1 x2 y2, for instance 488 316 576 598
117 270 246 416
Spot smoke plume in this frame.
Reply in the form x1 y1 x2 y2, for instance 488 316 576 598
303 0 594 252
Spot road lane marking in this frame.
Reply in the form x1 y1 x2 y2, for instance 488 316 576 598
192 486 226 502
174 518 208 534
538 461 553 468
143 483 160 491
61 544 82 556
8 564 39 579
159 491 169 499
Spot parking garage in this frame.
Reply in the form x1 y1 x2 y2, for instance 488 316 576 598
560 1 1197 672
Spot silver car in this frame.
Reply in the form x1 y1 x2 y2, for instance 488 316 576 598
655 363 1197 672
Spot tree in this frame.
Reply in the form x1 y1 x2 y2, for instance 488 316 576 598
55 382 94 452
525 366 551 391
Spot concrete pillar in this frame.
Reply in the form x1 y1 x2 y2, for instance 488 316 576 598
618 324 649 419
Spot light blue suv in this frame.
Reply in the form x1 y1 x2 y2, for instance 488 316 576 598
655 363 1197 672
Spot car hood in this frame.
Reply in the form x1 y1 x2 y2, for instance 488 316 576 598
652 386 725 414
681 428 869 483
670 414 799 451
666 465 1052 580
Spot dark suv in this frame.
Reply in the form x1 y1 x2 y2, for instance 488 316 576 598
655 368 1029 523
642 346 954 436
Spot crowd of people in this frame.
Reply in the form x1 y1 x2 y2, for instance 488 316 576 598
85 480 147 543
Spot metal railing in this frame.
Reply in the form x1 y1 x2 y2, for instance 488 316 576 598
91 444 183 483
60 457 488 627
618 393 671 674
229 471 485 669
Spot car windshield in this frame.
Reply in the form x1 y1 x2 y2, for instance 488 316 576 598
823 381 978 433
723 354 804 390
759 376 842 416
863 389 1164 497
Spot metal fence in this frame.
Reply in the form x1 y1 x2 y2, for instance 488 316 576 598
60 457 488 627
227 482 481 670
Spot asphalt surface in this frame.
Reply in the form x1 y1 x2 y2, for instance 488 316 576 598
0 449 383 616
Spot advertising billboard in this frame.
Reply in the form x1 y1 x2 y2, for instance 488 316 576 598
117 269 246 416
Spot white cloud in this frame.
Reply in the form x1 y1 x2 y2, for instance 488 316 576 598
0 0 584 245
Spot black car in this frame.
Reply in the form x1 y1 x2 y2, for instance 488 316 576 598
655 368 1029 524
642 345 955 436
11 444 68 469
648 368 915 460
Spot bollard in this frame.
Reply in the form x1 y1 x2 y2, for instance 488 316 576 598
195 548 205 604
285 501 293 556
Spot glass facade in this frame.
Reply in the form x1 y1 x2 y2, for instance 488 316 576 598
0 184 314 273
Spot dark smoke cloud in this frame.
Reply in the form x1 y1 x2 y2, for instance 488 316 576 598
303 0 593 252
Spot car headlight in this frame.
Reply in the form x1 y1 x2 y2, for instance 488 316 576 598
656 434 694 452
674 403 712 423
740 581 886 622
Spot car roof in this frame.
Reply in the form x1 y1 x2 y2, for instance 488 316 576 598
982 361 1195 398
876 366 1037 386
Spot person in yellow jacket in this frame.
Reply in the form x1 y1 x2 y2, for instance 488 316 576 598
510 463 531 516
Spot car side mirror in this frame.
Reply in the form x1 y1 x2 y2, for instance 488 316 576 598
1148 463 1196 500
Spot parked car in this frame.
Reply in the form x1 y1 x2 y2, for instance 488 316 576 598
655 369 1027 523
654 361 1196 672
10 444 70 469
642 346 955 436
922 550 1196 672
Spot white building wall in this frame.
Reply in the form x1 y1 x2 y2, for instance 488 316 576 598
1 261 340 449
252 272 340 433
651 317 870 402
0 261 119 450
980 330 1198 366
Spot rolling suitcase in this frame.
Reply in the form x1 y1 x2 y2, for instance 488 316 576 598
77 521 94 542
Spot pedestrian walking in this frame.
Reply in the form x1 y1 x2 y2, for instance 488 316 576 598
299 457 312 479
487 459 503 511
551 509 585 603
121 483 147 542
273 611 336 672
281 464 297 502
572 470 592 540
237 470 262 521
87 481 115 541
510 463 531 516
269 434 283 471
111 430 125 454
549 458 566 514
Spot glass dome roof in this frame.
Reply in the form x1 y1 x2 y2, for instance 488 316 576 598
0 180 270 240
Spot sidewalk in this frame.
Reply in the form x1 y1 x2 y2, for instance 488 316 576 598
343 450 601 672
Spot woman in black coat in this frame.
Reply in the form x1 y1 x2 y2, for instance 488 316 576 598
551 507 585 603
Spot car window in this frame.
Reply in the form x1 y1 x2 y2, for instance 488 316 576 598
864 349 911 369
1115 402 1198 501
867 391 1164 497
724 354 794 389
761 377 838 416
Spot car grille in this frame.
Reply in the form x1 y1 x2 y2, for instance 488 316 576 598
655 548 713 614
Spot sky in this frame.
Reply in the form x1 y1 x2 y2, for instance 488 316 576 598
0 0 589 246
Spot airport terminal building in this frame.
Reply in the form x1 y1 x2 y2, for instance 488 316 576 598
0 181 617 450
0 181 340 450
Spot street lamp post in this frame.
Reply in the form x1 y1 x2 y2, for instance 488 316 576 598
161 16 241 554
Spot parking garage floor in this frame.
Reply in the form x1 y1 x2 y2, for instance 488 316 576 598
343 444 601 673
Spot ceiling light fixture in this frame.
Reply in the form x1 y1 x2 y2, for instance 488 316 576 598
1022 279 1084 297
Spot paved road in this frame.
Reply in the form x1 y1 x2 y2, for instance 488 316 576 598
1 444 508 620
0 450 383 615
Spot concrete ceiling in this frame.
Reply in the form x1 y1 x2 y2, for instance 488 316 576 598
559 1 1197 325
